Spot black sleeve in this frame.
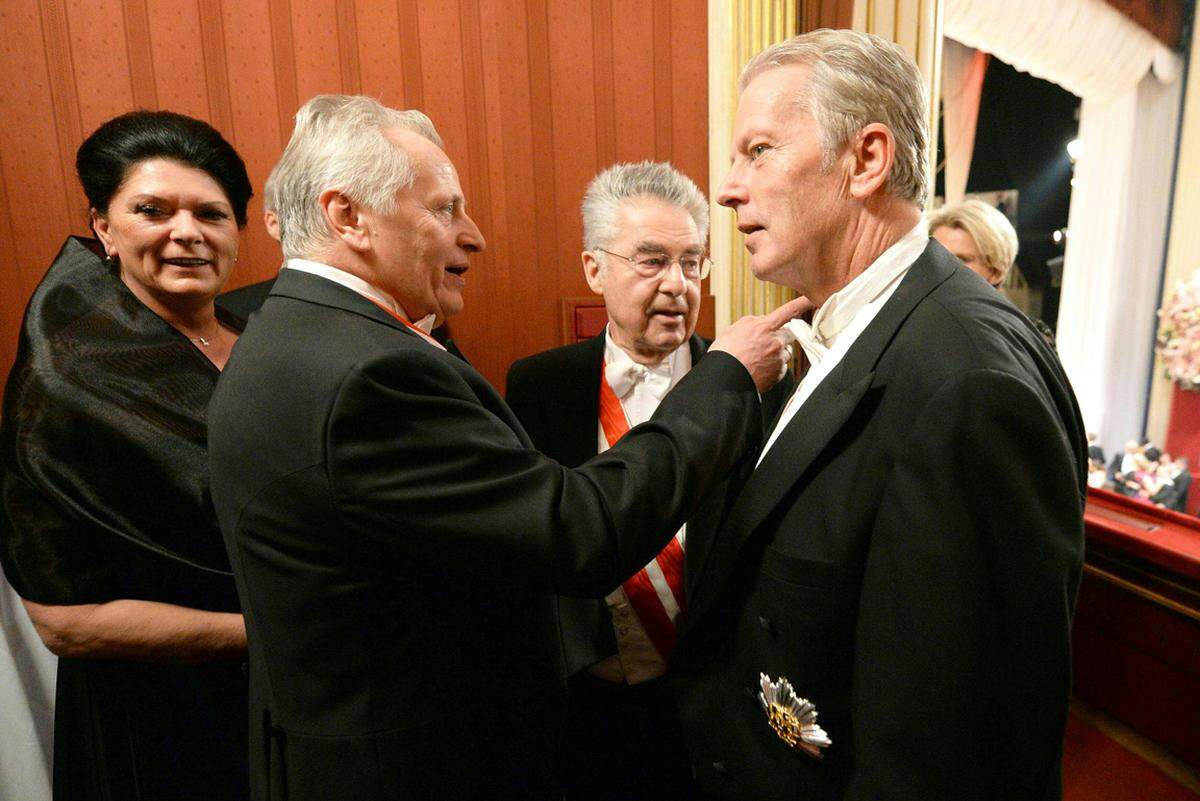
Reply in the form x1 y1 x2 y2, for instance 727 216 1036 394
328 347 761 596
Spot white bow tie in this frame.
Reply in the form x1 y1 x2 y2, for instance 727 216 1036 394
606 359 673 400
781 318 830 366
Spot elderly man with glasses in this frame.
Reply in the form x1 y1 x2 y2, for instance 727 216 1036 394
507 161 794 801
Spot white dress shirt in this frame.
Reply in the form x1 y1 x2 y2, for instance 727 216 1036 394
591 327 692 683
759 222 929 465
285 259 443 348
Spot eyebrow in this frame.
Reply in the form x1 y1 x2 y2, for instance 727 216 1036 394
127 193 231 209
632 241 704 255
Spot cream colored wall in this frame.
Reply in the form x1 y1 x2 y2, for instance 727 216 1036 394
708 0 799 331
1146 27 1200 445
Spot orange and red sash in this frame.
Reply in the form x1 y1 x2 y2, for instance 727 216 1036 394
599 362 686 659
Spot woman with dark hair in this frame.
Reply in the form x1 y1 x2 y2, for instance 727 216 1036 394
0 110 252 800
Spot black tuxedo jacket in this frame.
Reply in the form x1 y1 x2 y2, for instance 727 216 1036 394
206 270 764 801
672 242 1087 801
506 331 794 673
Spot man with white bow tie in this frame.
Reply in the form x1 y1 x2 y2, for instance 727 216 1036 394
507 161 793 801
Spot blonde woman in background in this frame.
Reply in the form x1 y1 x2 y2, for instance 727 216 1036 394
928 198 1019 287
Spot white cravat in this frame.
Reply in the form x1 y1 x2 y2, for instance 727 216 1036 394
598 330 691 442
285 258 441 344
605 358 673 402
759 222 930 464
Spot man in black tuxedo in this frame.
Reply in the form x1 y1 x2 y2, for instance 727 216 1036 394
671 30 1087 800
207 96 801 801
507 161 794 800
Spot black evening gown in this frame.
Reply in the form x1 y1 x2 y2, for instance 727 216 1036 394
0 237 248 801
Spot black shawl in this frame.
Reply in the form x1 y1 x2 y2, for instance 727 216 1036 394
1 236 238 611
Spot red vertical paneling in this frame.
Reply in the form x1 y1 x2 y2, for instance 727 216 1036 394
290 0 342 101
353 0 405 104
0 0 709 390
221 0 284 283
611 0 656 164
334 0 361 95
121 0 158 109
266 0 299 148
0 158 24 375
147 0 211 121
671 0 708 192
37 0 87 232
523 0 561 357
197 0 235 134
652 0 674 161
484 0 540 373
67 0 135 133
396 0 425 108
546 0 598 306
591 0 617 170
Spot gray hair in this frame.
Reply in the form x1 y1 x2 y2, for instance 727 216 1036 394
271 95 444 260
740 29 929 207
581 161 709 256
262 163 279 213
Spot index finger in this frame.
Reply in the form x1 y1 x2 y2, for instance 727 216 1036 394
762 296 815 329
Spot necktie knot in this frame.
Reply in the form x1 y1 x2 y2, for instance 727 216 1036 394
606 360 672 400
782 318 829 367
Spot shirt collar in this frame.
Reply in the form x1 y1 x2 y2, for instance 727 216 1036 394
285 258 437 334
603 325 684 380
809 221 928 345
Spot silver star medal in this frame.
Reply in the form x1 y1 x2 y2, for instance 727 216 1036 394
758 673 832 759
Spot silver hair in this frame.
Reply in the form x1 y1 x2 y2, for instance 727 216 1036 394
740 29 929 207
271 95 444 260
262 163 279 213
581 161 709 258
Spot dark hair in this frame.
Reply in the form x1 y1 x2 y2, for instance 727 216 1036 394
76 110 253 227
1144 447 1162 463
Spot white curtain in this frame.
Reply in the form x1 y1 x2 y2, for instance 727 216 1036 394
940 39 988 206
1057 73 1184 456
945 0 1183 453
0 568 55 801
944 0 1178 102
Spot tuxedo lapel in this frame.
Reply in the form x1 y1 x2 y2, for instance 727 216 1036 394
684 243 960 630
558 333 606 464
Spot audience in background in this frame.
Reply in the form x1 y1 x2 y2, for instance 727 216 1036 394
1099 438 1193 512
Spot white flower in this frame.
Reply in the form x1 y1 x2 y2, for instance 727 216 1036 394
757 673 832 759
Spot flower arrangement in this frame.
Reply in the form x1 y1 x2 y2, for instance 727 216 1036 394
1156 273 1200 391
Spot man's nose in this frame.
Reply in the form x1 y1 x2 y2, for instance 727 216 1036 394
716 167 746 209
657 261 687 296
459 213 486 254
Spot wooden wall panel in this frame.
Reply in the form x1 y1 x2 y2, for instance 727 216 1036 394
0 0 709 391
146 1 211 121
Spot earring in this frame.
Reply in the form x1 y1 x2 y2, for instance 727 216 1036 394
103 253 118 269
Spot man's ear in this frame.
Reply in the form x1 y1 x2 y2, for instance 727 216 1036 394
582 251 605 295
90 209 115 255
847 123 896 200
319 189 371 252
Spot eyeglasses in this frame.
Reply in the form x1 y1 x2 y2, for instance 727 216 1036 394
596 249 712 281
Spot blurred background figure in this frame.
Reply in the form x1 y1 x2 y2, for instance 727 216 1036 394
928 198 1018 287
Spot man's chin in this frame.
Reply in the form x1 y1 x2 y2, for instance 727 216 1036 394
435 293 464 319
